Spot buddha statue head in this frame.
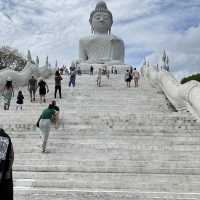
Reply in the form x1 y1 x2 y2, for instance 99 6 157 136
89 1 113 34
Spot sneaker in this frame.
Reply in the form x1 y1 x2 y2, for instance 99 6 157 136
37 144 42 148
41 149 50 153
41 149 46 153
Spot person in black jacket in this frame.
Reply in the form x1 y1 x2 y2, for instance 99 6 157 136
16 90 24 110
0 128 14 200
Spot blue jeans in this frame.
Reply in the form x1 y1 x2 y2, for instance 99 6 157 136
69 79 75 87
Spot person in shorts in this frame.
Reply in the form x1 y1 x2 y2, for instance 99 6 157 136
124 70 132 88
38 78 49 103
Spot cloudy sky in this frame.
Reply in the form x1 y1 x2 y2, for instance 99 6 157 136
0 0 200 79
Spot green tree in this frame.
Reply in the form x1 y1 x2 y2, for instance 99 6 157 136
181 73 200 84
0 46 27 71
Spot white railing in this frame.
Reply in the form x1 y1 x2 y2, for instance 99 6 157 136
143 65 200 120
0 62 53 88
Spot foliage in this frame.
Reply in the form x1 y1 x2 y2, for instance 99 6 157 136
181 73 200 84
0 46 27 71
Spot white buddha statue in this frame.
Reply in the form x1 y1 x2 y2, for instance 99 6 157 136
78 1 125 68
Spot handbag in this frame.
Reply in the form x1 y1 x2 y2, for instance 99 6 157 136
36 116 41 128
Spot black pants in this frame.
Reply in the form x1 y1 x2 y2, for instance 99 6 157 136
29 88 36 101
54 85 61 98
0 178 13 200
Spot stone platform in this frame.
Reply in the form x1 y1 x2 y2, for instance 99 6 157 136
1 74 200 199
77 63 130 74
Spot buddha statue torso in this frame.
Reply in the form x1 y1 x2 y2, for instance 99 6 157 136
79 34 124 64
77 1 125 66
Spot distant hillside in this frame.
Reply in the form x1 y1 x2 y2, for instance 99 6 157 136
0 46 27 71
181 73 200 84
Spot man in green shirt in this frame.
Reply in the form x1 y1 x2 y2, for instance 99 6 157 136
40 107 56 119
38 104 56 152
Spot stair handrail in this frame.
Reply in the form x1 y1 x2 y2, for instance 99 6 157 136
143 64 200 120
0 61 53 88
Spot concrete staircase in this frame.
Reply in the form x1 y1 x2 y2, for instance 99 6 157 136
1 74 200 199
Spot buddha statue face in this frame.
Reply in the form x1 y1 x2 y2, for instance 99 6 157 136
91 12 112 34
89 1 113 34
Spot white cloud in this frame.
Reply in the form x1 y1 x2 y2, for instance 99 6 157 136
0 0 200 78
146 25 200 78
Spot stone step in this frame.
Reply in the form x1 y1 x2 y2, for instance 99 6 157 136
13 161 200 175
13 172 200 192
15 185 200 198
8 131 200 138
4 75 200 199
14 147 200 154
4 122 198 130
11 133 200 148
11 135 200 143
0 112 193 117
12 151 200 161
1 114 197 123
14 189 200 200
12 139 200 150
